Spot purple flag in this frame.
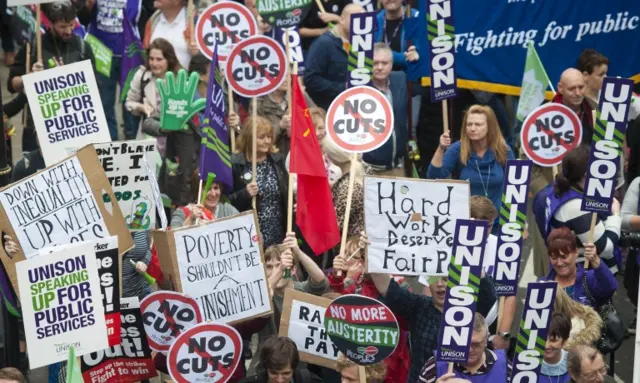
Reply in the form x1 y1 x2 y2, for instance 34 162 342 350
120 19 146 103
200 45 233 191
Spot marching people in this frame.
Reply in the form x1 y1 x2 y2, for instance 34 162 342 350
566 345 616 383
541 313 573 383
142 0 197 68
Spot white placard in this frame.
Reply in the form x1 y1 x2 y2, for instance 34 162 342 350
0 156 109 258
22 60 112 166
144 153 167 230
174 212 272 323
288 299 339 361
17 240 108 368
365 176 470 276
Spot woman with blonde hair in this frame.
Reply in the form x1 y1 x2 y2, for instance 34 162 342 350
230 116 289 247
553 285 603 350
428 105 514 216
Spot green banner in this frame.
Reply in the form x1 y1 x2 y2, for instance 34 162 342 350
85 34 113 77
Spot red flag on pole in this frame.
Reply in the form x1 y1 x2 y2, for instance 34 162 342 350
289 75 340 255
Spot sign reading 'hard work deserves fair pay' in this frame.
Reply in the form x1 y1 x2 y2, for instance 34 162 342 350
364 176 470 276
17 240 108 369
437 219 487 363
22 60 112 165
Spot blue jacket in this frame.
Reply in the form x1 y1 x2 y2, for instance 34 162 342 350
363 71 408 169
374 8 420 70
427 141 514 213
304 31 347 111
544 263 618 308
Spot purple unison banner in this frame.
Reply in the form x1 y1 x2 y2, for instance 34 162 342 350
582 77 633 213
494 160 532 296
272 26 305 74
510 282 558 381
427 0 457 102
347 12 377 88
436 219 487 363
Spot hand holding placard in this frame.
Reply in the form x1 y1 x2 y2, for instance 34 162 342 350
157 69 206 131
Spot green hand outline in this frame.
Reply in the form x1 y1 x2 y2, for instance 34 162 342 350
157 69 206 131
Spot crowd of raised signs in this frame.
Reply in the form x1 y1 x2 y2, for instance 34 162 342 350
0 0 639 382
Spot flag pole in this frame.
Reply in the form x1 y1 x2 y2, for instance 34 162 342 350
285 60 297 280
24 43 31 127
226 78 236 153
36 4 42 63
336 153 358 277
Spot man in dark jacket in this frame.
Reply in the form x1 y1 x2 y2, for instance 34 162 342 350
304 3 364 111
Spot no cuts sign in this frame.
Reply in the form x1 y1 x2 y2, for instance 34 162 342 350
225 35 288 98
196 2 258 61
326 86 394 153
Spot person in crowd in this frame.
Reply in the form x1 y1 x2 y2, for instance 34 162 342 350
553 288 603 350
532 146 622 273
429 105 514 215
620 175 640 333
122 232 153 299
337 354 387 383
0 367 25 383
566 345 615 383
250 80 289 154
242 336 322 383
298 0 347 53
0 0 15 66
576 49 608 108
374 0 418 70
304 3 364 110
143 0 197 68
543 227 617 308
8 1 96 153
420 313 511 382
78 0 143 140
368 249 497 382
555 68 594 144
541 312 573 383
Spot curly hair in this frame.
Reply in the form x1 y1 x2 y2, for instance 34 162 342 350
336 354 386 382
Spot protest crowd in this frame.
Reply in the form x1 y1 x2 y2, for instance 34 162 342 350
0 0 638 382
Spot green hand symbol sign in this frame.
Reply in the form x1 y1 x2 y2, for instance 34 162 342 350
157 69 206 131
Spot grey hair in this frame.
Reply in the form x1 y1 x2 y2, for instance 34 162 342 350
473 312 489 339
567 344 601 377
373 43 393 57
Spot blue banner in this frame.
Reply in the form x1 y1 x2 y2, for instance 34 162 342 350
417 1 640 94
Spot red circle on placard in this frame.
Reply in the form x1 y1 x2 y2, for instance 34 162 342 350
520 103 582 167
140 291 204 352
167 323 242 383
325 86 394 153
195 1 258 61
225 35 287 98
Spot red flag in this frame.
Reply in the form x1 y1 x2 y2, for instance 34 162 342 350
290 75 340 255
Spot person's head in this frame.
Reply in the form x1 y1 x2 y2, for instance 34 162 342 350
236 116 278 159
554 145 589 196
188 53 211 84
42 1 76 41
336 354 386 383
322 138 365 180
469 196 498 235
191 169 223 210
546 227 579 279
467 313 489 367
153 0 184 12
380 0 403 15
558 68 587 110
339 4 365 37
373 43 393 84
460 105 509 166
260 336 299 383
147 38 180 78
0 368 25 383
545 312 572 363
264 245 295 289
309 107 327 141
425 275 447 307
576 49 609 96
567 344 608 383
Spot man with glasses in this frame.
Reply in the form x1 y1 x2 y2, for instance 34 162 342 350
567 344 615 383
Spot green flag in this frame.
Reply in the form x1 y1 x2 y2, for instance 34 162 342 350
66 346 83 383
516 42 552 122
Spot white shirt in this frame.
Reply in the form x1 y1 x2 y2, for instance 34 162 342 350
150 7 191 69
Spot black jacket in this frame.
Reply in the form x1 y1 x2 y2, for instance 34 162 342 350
12 150 45 182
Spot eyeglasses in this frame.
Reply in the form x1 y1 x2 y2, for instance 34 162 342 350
581 364 609 381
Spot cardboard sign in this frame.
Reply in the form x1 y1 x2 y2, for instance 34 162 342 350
81 297 158 383
153 211 272 324
326 86 394 153
364 176 470 276
143 154 168 230
95 140 157 230
22 60 112 166
582 77 634 213
520 103 583 167
279 289 338 370
437 219 487 363
257 0 312 27
348 12 376 88
10 6 38 44
272 27 305 73
93 236 122 346
167 323 242 383
196 2 258 61
0 145 134 295
225 35 287 98
510 282 558 381
17 240 108 368
427 0 457 102
494 160 532 296
85 34 113 77
324 295 399 366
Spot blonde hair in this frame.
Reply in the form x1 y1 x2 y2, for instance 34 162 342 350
336 354 386 382
554 287 595 319
321 137 365 181
264 244 288 263
309 107 326 126
470 195 498 222
236 115 279 158
459 105 509 166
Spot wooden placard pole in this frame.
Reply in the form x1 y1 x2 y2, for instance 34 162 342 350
188 0 195 44
285 34 294 234
24 43 31 127
36 5 42 63
358 365 366 383
226 78 235 153
336 154 358 277
497 296 505 336
442 99 449 134
585 212 597 269
252 97 257 210
314 0 327 13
